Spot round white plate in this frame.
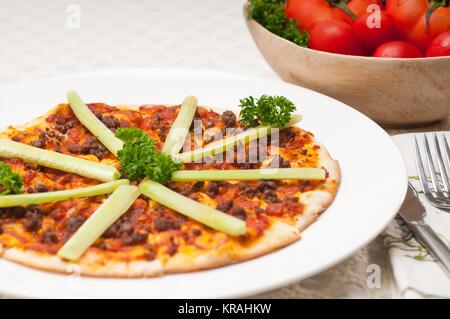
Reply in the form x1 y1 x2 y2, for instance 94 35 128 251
0 68 407 298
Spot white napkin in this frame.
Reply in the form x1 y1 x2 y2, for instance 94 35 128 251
386 132 450 298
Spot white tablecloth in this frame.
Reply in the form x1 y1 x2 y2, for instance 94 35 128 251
386 133 450 299
0 0 398 298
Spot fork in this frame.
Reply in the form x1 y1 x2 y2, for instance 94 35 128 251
413 133 450 211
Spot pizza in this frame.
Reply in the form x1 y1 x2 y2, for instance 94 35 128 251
0 98 340 277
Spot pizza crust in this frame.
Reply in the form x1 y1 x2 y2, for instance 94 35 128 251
296 139 340 231
0 105 340 278
165 220 300 274
0 105 62 139
2 247 164 278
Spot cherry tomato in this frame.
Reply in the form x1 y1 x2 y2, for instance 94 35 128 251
386 0 450 50
353 11 398 51
286 0 383 32
373 41 424 58
347 0 384 16
426 31 450 57
310 20 366 55
286 0 351 31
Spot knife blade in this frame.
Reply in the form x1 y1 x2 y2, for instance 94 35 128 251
399 183 450 278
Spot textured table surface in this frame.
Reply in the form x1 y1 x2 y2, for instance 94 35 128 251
0 0 448 299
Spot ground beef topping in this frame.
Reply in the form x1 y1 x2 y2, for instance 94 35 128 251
8 206 26 219
205 181 230 197
100 115 121 132
67 136 109 159
35 184 49 193
221 111 237 128
65 215 85 234
217 200 233 212
121 231 148 246
24 207 43 232
41 228 59 244
228 205 247 220
152 207 185 232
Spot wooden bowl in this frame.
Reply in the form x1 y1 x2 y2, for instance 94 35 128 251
244 6 450 127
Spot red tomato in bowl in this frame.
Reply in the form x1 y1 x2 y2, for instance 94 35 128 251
347 0 384 16
286 0 384 32
286 0 351 31
353 11 398 51
373 41 424 58
310 20 366 55
386 0 450 50
426 31 450 57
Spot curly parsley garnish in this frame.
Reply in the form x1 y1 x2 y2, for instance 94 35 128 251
115 128 181 184
239 95 296 128
0 161 23 195
248 0 309 47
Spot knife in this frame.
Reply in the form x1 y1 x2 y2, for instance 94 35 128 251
399 183 450 278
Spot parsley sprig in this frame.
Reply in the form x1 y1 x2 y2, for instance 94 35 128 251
0 161 23 195
239 95 296 128
248 0 309 47
115 128 181 184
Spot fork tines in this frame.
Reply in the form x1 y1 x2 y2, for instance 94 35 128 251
413 133 450 210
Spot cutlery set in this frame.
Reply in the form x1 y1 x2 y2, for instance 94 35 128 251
400 134 450 277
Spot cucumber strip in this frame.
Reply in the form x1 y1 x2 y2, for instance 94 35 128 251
0 139 120 182
139 180 246 236
0 179 129 208
161 96 198 156
58 185 141 261
171 168 325 182
174 114 302 163
67 91 124 156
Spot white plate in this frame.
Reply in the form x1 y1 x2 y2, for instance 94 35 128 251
0 68 407 298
